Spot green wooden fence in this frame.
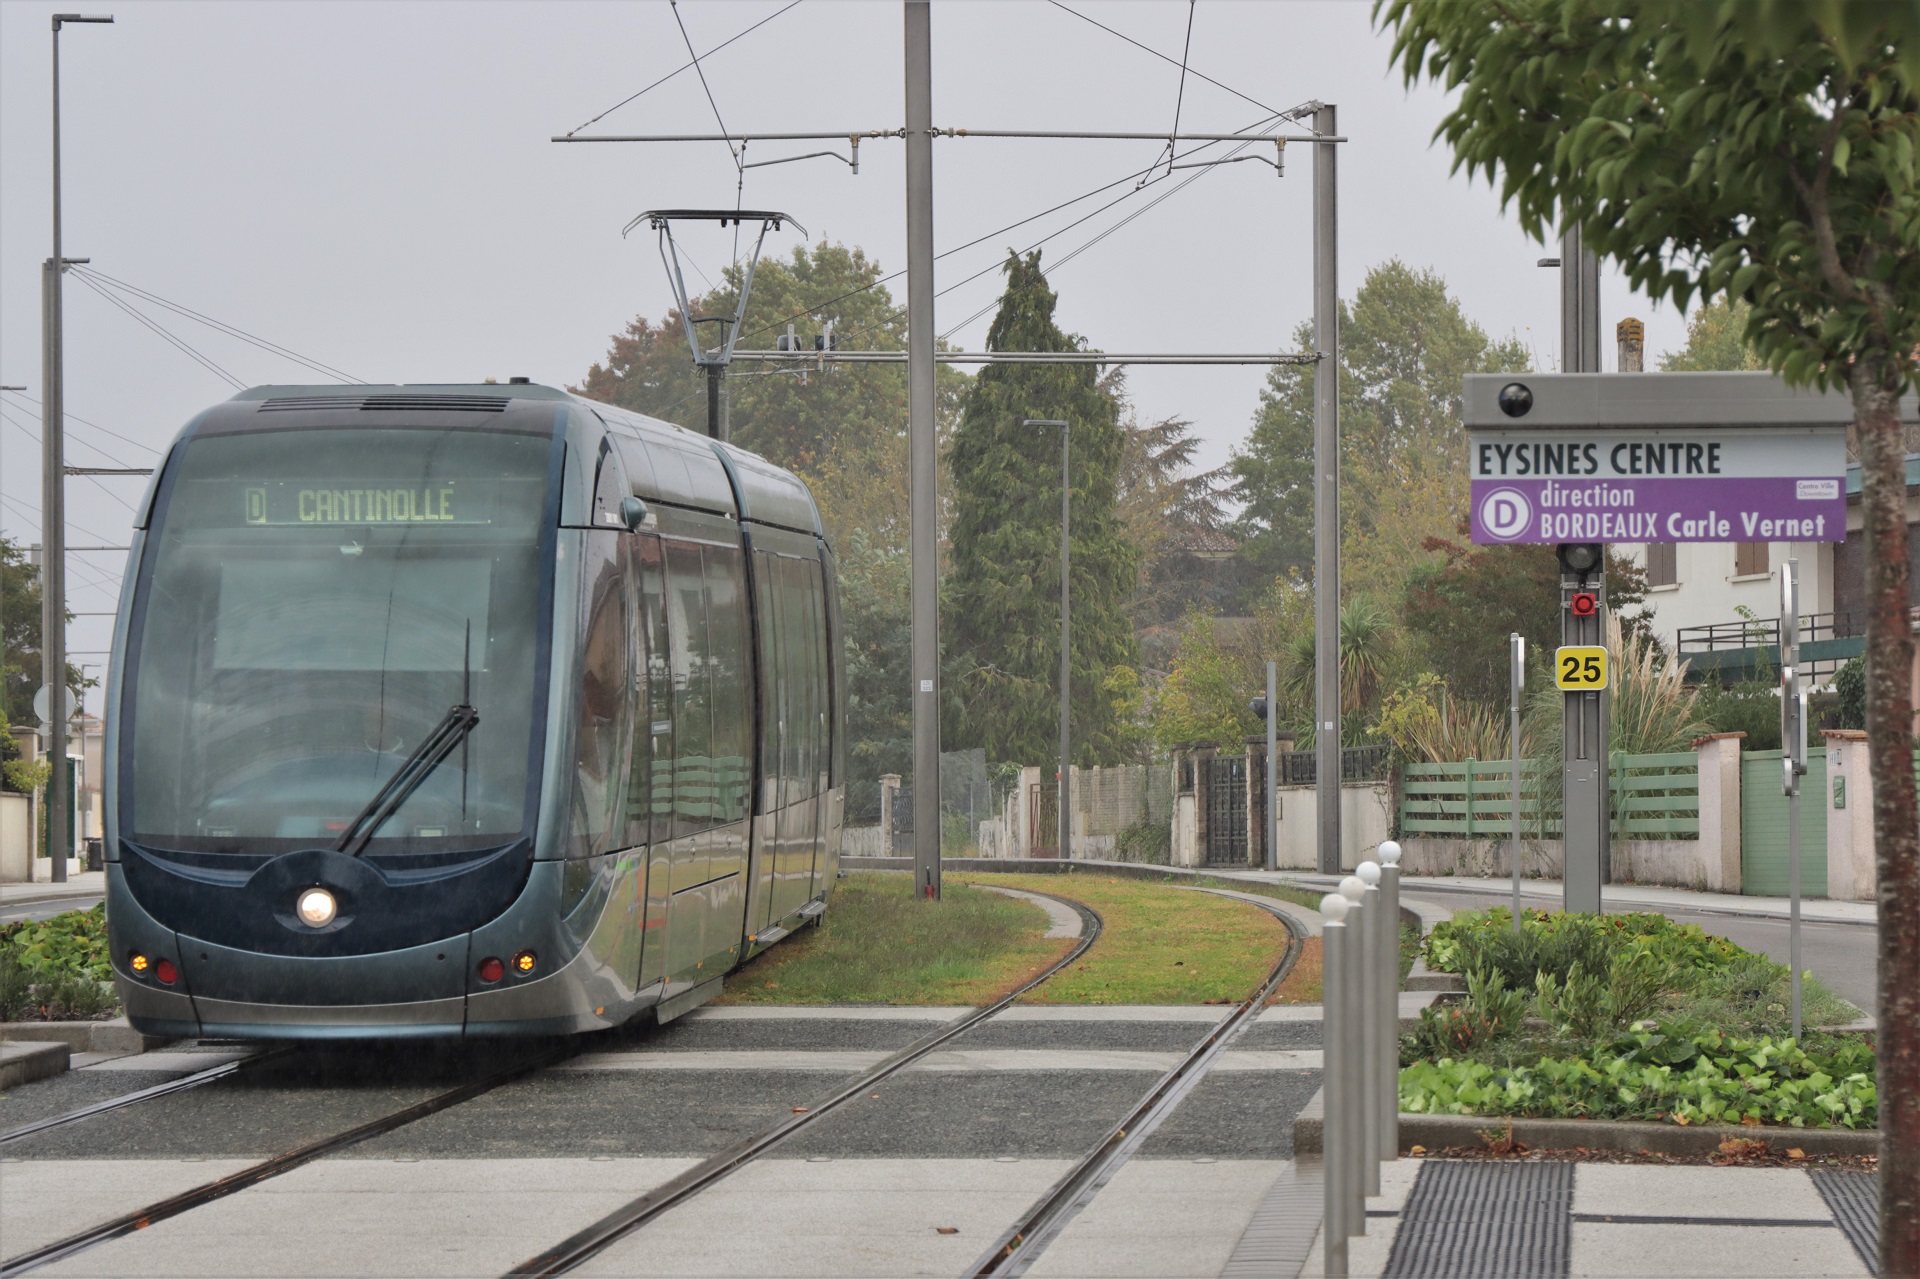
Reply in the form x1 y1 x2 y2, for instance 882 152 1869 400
1400 750 1700 840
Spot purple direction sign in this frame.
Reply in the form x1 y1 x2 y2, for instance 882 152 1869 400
1469 431 1846 544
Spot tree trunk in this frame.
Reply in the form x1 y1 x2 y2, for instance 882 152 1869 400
1852 359 1918 1278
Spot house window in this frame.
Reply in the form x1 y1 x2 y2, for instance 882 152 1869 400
1734 541 1770 577
1647 542 1677 588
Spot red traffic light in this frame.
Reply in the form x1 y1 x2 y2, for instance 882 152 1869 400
1569 592 1598 618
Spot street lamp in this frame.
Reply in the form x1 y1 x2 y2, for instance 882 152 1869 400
44 12 113 882
1024 418 1071 860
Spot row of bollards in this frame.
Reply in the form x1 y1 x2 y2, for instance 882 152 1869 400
1319 840 1403 1278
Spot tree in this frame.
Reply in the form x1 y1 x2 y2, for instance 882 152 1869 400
1659 298 1765 371
1230 260 1530 602
1109 388 1240 630
1379 6 1920 1263
943 251 1140 765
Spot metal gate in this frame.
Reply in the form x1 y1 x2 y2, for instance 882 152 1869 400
1740 747 1827 896
1028 782 1060 857
1205 755 1248 866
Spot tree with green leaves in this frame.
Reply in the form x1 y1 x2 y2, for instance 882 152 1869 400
1380 5 1920 1261
1660 298 1765 372
944 251 1140 765
1231 259 1529 601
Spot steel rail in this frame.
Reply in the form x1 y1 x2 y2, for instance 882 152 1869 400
0 1042 576 1277
0 1047 289 1147
504 893 1106 1278
968 890 1307 1277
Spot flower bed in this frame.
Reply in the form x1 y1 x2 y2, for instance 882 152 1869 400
1401 907 1873 1129
0 903 119 1021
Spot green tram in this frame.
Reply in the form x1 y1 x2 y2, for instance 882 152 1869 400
106 382 843 1037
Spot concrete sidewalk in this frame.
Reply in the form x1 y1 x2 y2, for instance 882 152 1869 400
0 869 105 907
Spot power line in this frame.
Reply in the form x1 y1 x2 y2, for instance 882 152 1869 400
68 272 247 390
1047 3 1296 122
1144 1 1200 187
0 407 145 471
0 389 161 457
564 1 803 138
70 266 360 383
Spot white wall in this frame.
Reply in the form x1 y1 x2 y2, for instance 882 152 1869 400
1620 538 1835 654
1272 782 1394 870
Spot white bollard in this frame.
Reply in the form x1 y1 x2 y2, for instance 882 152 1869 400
1337 874 1370 1227
1320 892 1351 1278
1378 840 1403 1163
1355 862 1383 1197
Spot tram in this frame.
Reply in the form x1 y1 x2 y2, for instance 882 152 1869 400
105 382 844 1038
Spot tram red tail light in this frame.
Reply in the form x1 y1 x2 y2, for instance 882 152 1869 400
154 959 179 986
512 950 537 975
477 956 505 983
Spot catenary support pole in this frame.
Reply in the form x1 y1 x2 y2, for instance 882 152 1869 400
1312 103 1340 876
1378 841 1402 1163
1782 558 1805 1039
1511 633 1525 933
1319 895 1350 1278
904 0 939 899
1266 660 1278 871
1059 421 1071 862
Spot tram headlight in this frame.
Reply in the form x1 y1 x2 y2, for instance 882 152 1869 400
296 887 339 929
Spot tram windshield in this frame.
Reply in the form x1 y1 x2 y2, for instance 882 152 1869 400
123 426 551 854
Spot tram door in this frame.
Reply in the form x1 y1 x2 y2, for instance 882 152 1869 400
630 534 672 991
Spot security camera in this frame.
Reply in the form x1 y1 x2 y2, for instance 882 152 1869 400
1497 382 1534 418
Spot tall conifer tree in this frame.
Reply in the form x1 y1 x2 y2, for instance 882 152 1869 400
944 251 1139 764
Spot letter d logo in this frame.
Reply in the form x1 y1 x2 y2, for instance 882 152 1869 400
1479 487 1533 541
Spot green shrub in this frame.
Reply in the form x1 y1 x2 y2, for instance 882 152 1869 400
0 904 119 1021
1111 817 1172 864
1399 1025 1876 1129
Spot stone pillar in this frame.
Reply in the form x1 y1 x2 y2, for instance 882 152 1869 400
878 774 902 854
1691 732 1746 893
1822 730 1874 901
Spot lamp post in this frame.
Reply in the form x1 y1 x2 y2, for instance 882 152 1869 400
1024 418 1071 860
43 13 113 883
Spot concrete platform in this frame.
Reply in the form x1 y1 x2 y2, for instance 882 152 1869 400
0 1039 70 1089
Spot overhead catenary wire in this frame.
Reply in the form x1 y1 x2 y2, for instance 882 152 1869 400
1142 1 1199 187
0 389 160 457
68 267 361 383
1046 3 1300 122
564 1 803 138
67 272 247 390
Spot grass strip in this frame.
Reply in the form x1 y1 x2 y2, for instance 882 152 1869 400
959 872 1290 1004
714 873 1070 1005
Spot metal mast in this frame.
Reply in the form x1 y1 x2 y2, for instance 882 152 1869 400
1313 103 1341 876
904 0 940 899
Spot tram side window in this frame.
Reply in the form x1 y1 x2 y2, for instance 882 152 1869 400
824 551 846 789
666 541 715 839
626 534 669 848
783 555 823 805
704 546 752 825
571 539 629 857
754 551 782 816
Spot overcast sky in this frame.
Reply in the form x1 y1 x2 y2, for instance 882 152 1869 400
0 0 1694 703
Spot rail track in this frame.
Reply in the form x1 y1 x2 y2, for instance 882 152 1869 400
0 1047 288 1149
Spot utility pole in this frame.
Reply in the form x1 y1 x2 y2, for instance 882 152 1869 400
904 0 940 899
1558 224 1605 912
1313 103 1341 875
44 13 113 883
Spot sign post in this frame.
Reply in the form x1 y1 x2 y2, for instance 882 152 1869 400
1780 558 1808 1040
1464 372 1850 915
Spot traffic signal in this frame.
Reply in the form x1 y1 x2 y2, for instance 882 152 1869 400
1557 542 1603 583
1568 592 1598 618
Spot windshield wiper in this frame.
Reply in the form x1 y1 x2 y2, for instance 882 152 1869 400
336 702 480 857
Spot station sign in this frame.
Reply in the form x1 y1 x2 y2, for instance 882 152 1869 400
1462 373 1860 545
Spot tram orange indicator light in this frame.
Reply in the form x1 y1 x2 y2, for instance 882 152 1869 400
129 953 150 974
513 950 537 975
154 959 179 986
477 956 505 983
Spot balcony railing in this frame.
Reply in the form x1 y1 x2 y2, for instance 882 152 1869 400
1675 610 1863 680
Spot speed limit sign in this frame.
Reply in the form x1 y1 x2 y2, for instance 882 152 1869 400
1554 646 1609 691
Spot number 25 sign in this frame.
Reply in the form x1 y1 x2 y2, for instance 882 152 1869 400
1555 646 1609 691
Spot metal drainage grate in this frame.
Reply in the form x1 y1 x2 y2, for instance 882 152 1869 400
1383 1160 1574 1278
1810 1170 1879 1275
